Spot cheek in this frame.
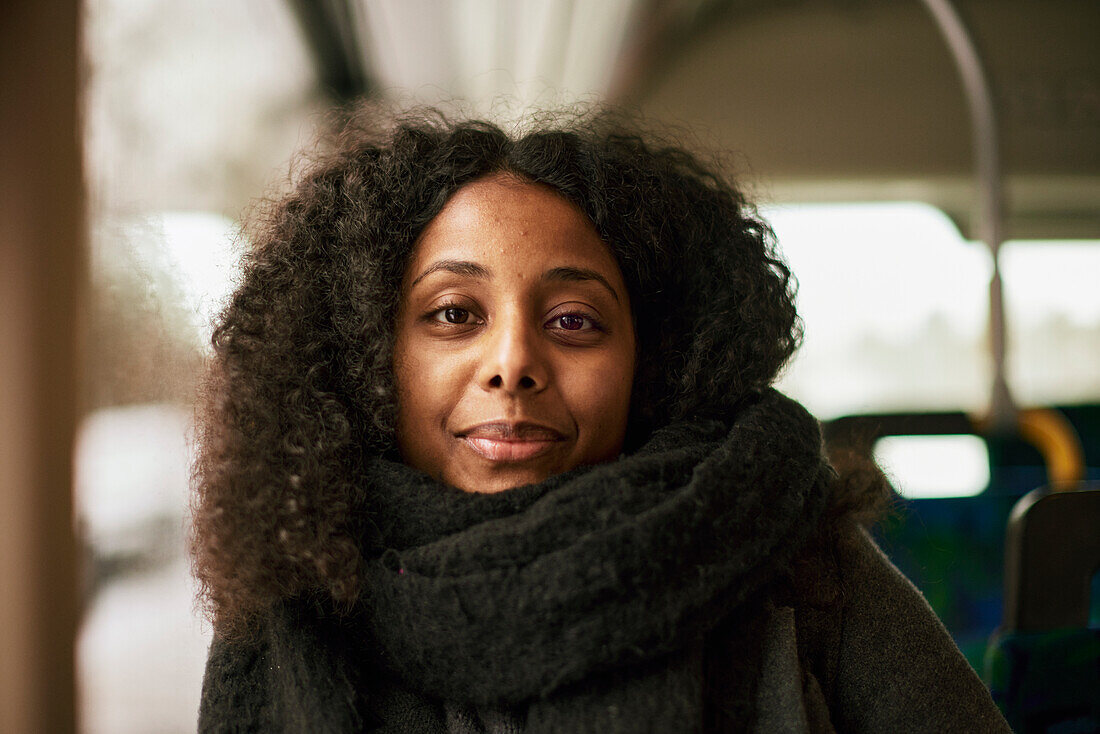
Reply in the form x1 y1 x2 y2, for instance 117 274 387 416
563 349 635 453
393 336 466 448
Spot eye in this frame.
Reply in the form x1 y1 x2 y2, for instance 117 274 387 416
545 309 603 335
556 314 588 331
434 307 470 324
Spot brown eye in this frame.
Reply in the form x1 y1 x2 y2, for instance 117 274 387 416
443 307 469 324
558 314 586 331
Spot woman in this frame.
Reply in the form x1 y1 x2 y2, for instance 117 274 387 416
193 108 1009 733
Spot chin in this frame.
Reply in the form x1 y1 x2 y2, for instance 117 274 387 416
448 465 558 494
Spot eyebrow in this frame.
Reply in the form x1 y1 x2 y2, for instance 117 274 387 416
409 260 620 303
543 266 621 303
410 260 491 288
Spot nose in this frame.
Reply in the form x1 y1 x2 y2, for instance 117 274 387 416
476 312 548 394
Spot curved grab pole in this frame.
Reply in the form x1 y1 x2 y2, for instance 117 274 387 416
918 0 1015 429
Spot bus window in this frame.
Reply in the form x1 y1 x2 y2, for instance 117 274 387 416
874 434 991 499
764 201 992 419
1001 241 1100 405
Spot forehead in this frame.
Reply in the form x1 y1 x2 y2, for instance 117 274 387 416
407 174 620 278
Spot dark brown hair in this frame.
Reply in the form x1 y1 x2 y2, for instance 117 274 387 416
191 107 808 636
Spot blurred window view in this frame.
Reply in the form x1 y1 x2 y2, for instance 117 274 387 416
78 1 1099 732
79 0 318 731
77 211 239 732
768 202 1100 498
767 202 994 419
1000 241 1100 405
874 434 992 499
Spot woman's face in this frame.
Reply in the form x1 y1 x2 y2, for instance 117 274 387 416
393 173 636 493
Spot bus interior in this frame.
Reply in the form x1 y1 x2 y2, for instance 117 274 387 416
2 1 1097 732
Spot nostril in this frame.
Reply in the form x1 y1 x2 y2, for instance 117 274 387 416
489 375 503 388
519 376 535 389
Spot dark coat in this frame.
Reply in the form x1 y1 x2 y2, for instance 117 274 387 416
199 528 1010 733
199 393 1011 733
753 528 1010 733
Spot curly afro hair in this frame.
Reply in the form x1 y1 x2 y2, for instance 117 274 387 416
191 107 803 636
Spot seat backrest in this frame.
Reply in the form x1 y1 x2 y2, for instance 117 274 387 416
984 484 1100 733
1003 484 1100 632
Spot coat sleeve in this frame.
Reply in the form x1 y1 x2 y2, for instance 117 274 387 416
828 528 1012 733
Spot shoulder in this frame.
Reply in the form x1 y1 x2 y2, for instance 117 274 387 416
822 526 1011 733
198 600 376 733
199 628 275 733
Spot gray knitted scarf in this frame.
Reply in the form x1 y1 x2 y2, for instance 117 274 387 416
199 389 832 733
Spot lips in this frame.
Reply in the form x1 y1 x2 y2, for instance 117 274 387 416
458 421 565 462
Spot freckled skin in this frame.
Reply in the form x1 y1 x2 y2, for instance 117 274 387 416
393 174 636 493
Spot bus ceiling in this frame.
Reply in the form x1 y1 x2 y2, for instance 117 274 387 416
285 0 1100 242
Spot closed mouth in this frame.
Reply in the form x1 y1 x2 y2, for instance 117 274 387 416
457 422 565 462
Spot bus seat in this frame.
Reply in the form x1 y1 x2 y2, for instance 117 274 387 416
984 484 1100 733
824 406 1099 671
